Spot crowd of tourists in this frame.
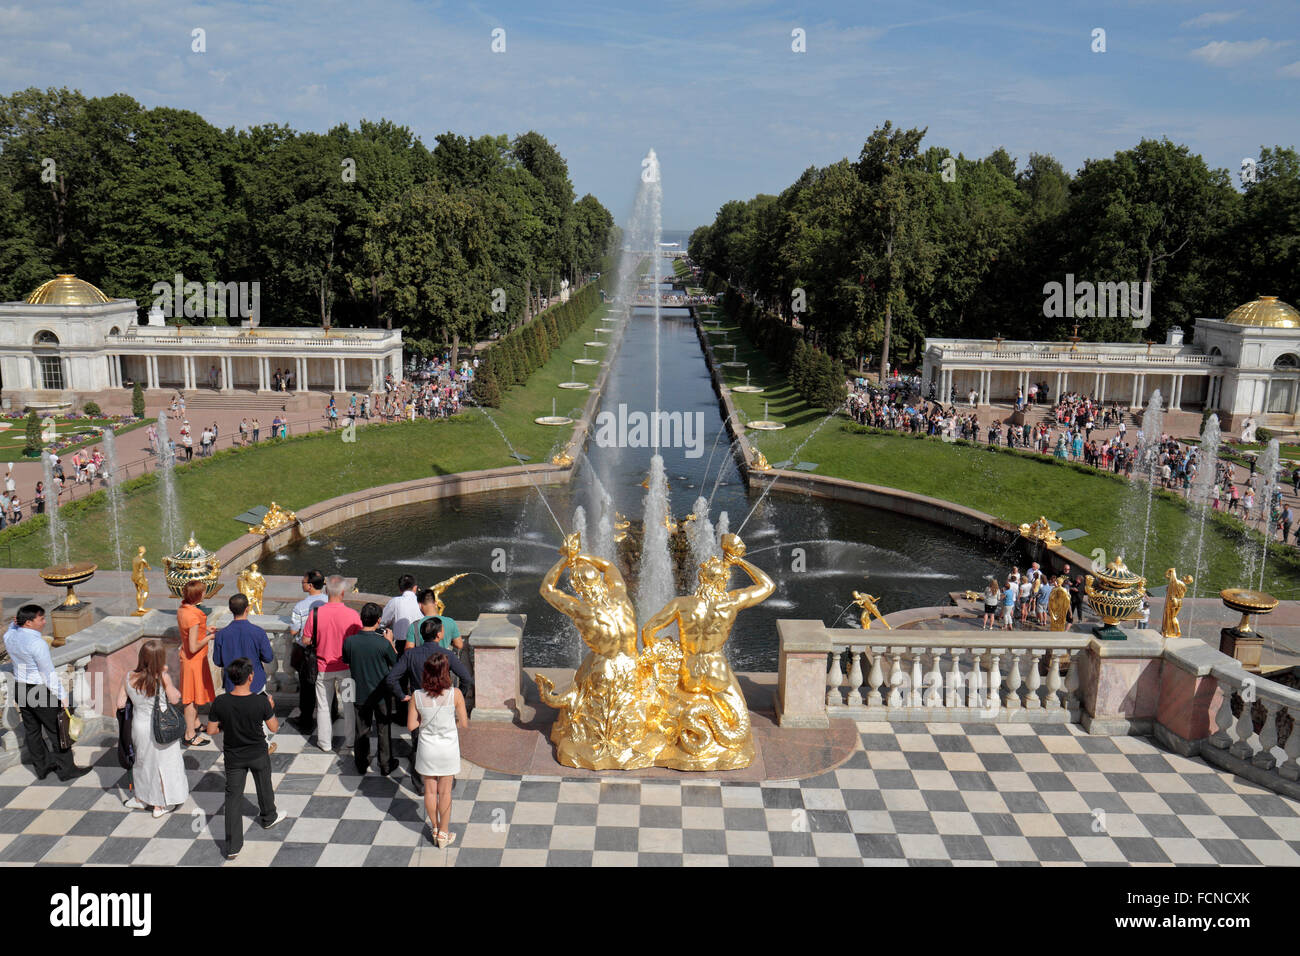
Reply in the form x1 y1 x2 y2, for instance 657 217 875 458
976 561 1116 631
5 568 473 859
848 376 1300 543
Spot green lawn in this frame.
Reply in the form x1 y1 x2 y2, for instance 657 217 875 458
0 417 142 456
703 306 1300 600
0 299 616 569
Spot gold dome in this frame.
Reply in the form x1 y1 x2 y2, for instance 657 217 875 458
1226 295 1300 329
24 274 112 306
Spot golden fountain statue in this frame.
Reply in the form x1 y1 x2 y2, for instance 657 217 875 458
640 533 773 771
850 590 890 630
1018 516 1061 546
131 546 151 616
752 450 771 471
535 532 668 770
551 451 574 468
613 511 630 544
430 572 469 615
236 563 266 615
1048 576 1072 631
1161 568 1193 640
247 501 298 536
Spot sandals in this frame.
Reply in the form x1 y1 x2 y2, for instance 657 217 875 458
435 830 456 848
183 735 212 747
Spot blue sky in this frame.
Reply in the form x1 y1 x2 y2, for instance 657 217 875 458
3 0 1298 230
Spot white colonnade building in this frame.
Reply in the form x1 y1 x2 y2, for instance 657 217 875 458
0 275 404 410
922 296 1300 434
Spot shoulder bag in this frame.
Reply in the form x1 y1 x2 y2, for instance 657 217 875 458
152 682 186 745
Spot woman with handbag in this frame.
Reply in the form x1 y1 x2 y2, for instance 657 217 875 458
178 580 216 746
114 640 189 818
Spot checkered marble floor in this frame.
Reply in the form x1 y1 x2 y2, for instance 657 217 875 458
2 719 1299 866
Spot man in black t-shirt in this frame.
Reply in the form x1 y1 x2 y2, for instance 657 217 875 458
206 658 285 860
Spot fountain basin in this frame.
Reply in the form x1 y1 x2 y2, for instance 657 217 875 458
747 421 786 431
584 341 607 348
573 358 600 366
721 361 748 368
557 382 589 390
732 385 764 394
535 416 574 426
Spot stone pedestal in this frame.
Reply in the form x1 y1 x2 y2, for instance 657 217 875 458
1076 628 1165 735
468 613 526 724
775 620 831 728
50 604 94 646
1219 627 1263 672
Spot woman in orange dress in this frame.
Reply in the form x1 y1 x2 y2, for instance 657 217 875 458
177 579 216 746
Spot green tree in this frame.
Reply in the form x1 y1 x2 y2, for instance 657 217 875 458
132 381 145 417
471 352 502 407
23 410 41 456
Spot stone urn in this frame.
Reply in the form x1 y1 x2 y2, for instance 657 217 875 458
1084 557 1146 640
39 561 97 647
162 536 224 600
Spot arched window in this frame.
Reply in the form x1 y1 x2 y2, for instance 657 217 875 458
108 326 121 337
1208 346 1223 358
33 330 59 346
1274 353 1299 369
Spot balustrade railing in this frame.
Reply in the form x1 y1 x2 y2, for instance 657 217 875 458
1206 663 1300 783
825 632 1089 722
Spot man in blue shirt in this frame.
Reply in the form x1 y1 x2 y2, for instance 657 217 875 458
212 593 274 693
212 593 277 753
4 605 91 781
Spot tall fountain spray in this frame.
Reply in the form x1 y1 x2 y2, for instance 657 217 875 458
41 451 66 565
1183 414 1221 598
637 455 674 629
1136 389 1164 576
1257 438 1281 589
155 411 182 553
571 505 588 549
101 428 126 580
687 495 719 582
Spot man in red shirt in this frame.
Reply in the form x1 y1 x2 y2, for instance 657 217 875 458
302 575 362 753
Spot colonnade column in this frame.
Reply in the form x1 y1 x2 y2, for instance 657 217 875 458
149 356 159 390
61 357 72 391
1172 375 1183 410
296 357 307 392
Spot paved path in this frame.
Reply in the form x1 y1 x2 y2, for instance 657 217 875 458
2 714 1296 866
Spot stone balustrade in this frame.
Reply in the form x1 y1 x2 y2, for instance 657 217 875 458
823 630 1088 724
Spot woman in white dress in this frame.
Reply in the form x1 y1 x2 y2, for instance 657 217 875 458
114 639 189 818
407 654 467 848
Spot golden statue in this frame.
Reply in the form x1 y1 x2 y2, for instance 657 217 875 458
131 546 151 615
236 563 266 615
535 532 667 770
752 450 771 471
431 572 469 616
850 590 890 630
551 451 574 468
963 590 982 602
1161 568 1194 639
640 533 772 771
1048 576 1072 631
613 511 630 544
1018 516 1062 546
247 501 298 536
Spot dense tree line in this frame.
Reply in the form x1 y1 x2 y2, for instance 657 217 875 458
0 88 616 362
470 282 599 407
689 122 1299 376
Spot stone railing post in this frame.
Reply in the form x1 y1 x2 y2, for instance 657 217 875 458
1076 628 1164 735
468 613 526 724
0 671 19 771
776 620 831 729
251 615 294 693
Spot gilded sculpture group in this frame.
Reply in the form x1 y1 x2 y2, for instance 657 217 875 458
535 530 772 771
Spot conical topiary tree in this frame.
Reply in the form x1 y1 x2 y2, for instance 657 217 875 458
470 353 502 407
132 381 145 417
23 409 41 457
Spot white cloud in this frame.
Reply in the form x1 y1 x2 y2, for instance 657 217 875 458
1191 38 1288 66
1180 11 1242 29
1281 61 1300 78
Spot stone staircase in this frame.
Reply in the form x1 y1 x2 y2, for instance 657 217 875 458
180 390 318 414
